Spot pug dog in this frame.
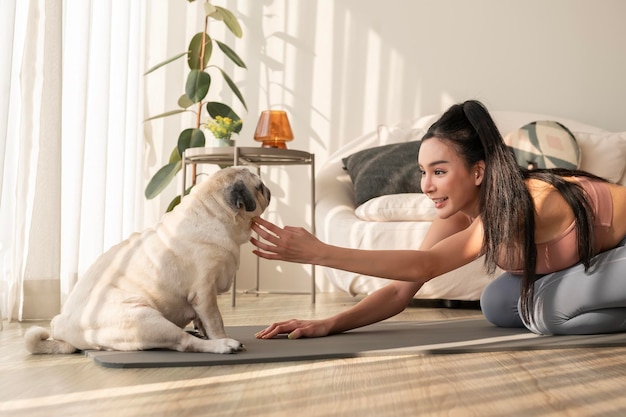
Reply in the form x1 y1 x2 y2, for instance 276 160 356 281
25 166 270 354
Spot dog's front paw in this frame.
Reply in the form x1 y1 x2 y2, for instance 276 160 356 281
216 338 246 354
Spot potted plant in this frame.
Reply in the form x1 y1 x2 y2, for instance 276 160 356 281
144 0 247 211
204 114 242 147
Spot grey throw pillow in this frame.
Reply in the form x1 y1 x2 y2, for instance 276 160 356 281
342 141 422 206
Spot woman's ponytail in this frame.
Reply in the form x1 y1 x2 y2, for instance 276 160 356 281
463 101 538 323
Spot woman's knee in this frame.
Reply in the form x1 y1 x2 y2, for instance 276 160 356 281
480 274 525 328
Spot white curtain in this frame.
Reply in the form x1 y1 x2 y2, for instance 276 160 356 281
0 0 149 322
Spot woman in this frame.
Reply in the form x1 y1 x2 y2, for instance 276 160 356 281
250 100 626 339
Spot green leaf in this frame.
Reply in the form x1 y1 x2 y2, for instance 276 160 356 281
144 109 188 122
177 93 195 109
206 102 242 134
185 70 211 103
214 6 243 38
177 128 206 157
218 68 248 111
145 160 182 199
190 128 206 148
169 146 181 163
188 32 212 70
204 2 217 16
215 40 246 69
166 195 181 212
206 102 239 120
144 51 188 75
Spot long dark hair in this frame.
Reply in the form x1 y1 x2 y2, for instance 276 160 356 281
422 100 604 323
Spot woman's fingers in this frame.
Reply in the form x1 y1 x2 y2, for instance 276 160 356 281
255 320 299 339
249 235 276 253
251 221 281 245
250 218 284 259
255 319 327 340
253 216 285 236
250 217 318 264
250 244 280 261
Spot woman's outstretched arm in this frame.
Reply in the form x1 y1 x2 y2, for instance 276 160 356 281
250 215 484 284
250 212 482 339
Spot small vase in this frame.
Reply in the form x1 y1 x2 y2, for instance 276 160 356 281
212 137 235 147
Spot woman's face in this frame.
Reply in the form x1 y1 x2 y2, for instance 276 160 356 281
418 138 482 219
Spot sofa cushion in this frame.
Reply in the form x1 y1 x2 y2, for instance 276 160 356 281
355 193 436 221
573 131 626 183
504 120 580 170
377 124 425 145
342 141 422 205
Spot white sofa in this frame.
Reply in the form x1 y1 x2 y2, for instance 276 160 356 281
315 111 626 301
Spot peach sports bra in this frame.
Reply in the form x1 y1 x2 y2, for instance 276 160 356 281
499 177 613 274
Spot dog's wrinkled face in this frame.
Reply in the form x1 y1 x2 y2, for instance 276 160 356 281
216 167 271 217
188 167 271 220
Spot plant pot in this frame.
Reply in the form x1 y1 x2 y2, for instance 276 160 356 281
212 138 235 147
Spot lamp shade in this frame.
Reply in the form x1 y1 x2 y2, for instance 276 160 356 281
253 110 294 149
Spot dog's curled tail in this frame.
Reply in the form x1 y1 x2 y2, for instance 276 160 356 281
24 326 77 354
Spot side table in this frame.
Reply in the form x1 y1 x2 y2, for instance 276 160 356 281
181 146 316 306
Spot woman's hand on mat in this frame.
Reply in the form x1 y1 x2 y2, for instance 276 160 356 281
250 217 324 265
255 319 330 340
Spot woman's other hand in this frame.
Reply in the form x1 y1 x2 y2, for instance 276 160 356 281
255 319 331 339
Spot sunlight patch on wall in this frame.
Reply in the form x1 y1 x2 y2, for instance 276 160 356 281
336 7 355 149
363 28 381 131
259 2 295 109
310 0 334 153
385 47 418 123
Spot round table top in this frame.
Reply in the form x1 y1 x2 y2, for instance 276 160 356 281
183 146 313 166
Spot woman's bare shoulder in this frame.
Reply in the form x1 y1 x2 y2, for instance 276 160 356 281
420 212 473 250
608 182 626 220
607 181 626 194
525 178 573 243
525 178 561 209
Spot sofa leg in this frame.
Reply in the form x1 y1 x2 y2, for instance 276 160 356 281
440 299 482 309
441 299 461 309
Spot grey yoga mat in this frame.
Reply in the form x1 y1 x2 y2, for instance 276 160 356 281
86 317 626 368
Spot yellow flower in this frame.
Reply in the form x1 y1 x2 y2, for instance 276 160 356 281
203 116 242 139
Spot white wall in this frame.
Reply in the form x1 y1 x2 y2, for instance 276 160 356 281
146 0 626 292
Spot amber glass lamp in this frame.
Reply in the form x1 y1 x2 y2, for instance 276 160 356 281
253 110 294 149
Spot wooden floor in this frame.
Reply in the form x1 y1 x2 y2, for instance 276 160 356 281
1 293 626 417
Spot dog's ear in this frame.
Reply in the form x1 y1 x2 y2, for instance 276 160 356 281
227 180 257 212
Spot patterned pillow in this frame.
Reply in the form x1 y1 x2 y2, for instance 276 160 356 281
342 141 422 206
504 121 580 170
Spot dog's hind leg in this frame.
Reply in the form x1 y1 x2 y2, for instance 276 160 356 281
109 307 244 354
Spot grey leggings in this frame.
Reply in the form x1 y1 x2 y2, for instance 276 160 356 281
480 236 626 335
